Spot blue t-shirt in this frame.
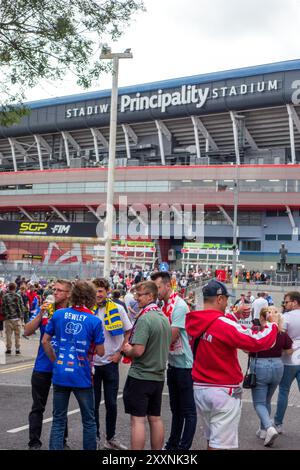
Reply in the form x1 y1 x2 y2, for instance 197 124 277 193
31 307 58 373
45 307 104 388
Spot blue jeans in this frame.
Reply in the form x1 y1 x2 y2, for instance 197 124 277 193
251 358 283 430
274 364 300 426
165 366 197 450
93 362 119 441
50 385 97 450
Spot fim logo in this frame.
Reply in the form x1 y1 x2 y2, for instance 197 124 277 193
50 224 71 235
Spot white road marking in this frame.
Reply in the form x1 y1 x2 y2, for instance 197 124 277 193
7 394 123 434
0 363 34 374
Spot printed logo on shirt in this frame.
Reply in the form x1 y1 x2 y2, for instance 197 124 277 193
59 354 64 359
57 360 63 364
67 361 74 366
64 368 74 372
65 322 82 335
68 354 75 360
77 340 87 346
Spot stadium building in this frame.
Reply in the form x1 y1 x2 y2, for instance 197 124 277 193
1 59 300 278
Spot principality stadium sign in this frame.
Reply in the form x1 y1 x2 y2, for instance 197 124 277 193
119 80 280 114
3 61 300 137
66 79 281 118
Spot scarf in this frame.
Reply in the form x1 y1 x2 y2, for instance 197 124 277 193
162 292 184 355
72 305 97 381
93 299 124 336
122 302 160 365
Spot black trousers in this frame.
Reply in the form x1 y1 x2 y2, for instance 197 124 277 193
93 362 119 441
28 370 68 448
165 365 197 450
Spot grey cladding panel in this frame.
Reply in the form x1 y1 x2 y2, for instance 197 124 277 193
0 68 299 138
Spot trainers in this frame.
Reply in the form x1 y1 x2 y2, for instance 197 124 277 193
104 437 128 450
275 424 283 434
5 350 11 354
63 442 71 450
256 428 267 439
96 437 101 450
16 350 21 355
264 426 278 447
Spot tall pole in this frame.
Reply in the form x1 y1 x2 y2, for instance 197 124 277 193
104 56 119 279
101 48 133 279
230 112 244 300
232 175 239 300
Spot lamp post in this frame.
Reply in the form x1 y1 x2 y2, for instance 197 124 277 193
100 47 133 279
231 175 239 299
230 112 245 300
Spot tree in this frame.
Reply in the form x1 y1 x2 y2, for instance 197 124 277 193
0 0 144 125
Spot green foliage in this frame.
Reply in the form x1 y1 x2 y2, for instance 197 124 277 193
0 0 144 125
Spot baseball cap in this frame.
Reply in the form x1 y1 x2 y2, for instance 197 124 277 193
202 280 233 297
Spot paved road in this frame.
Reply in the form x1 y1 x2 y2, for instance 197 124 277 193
1 334 300 451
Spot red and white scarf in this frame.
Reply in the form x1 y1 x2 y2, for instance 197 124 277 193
129 302 160 344
122 302 161 365
162 291 178 320
162 292 184 355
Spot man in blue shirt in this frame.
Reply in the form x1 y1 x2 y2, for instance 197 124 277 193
42 281 105 450
24 279 72 450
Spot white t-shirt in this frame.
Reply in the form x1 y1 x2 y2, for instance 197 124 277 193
282 308 300 365
252 297 268 320
94 303 132 366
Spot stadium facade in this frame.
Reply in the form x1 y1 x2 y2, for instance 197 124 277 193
1 59 300 277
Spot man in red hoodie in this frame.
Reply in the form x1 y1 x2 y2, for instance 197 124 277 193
186 280 278 450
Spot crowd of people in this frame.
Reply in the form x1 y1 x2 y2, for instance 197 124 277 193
0 271 299 451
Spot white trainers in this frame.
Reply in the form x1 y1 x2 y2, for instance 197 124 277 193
264 426 278 447
256 428 267 439
275 424 283 434
104 437 128 450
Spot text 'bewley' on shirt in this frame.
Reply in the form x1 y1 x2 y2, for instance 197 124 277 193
45 307 104 388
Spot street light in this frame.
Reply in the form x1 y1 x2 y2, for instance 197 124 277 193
230 112 244 300
100 46 133 279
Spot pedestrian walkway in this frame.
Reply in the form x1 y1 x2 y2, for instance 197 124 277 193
0 333 40 366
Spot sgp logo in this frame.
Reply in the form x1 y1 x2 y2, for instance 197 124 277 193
19 222 48 232
65 322 82 335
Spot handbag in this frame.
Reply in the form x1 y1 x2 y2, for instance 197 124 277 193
242 355 257 389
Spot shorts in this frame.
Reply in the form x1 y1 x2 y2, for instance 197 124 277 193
193 385 242 449
123 376 164 417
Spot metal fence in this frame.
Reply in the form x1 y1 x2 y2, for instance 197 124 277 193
0 261 103 281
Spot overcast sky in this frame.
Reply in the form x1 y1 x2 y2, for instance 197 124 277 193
26 0 300 101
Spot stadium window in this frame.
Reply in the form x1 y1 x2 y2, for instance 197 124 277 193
241 240 261 251
266 210 277 217
278 234 292 241
277 210 287 217
265 234 276 240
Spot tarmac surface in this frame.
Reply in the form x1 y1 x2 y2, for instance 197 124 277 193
1 288 300 452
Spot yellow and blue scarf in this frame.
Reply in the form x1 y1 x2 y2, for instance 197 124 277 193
93 299 124 336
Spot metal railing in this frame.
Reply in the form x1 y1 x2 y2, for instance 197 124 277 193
0 261 103 281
